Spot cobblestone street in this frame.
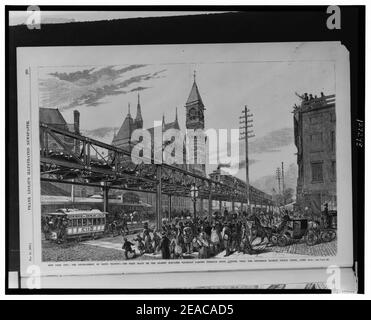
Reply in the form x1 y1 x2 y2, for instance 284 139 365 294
268 239 337 256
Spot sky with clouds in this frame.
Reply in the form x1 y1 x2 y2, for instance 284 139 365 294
38 45 335 182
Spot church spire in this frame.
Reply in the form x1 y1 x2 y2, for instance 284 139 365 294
173 107 180 130
127 103 131 117
186 71 204 105
161 113 166 130
135 92 143 128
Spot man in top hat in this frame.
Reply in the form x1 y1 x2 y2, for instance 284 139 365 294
159 232 171 259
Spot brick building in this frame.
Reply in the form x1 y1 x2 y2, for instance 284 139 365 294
293 93 336 214
39 108 100 198
39 107 80 153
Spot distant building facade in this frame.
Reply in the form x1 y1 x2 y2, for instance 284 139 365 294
293 93 336 213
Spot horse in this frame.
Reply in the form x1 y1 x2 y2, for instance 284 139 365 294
249 215 273 245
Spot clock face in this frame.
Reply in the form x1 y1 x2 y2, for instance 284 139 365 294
188 107 204 121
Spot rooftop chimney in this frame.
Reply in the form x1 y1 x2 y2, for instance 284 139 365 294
73 110 80 134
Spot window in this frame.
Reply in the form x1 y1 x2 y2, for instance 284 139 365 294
77 219 82 227
310 133 323 151
82 218 87 226
311 162 323 182
72 219 77 227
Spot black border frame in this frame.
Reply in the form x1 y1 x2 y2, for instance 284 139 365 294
5 5 365 294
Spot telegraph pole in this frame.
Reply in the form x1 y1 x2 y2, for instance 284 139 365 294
276 167 281 195
281 162 285 204
239 106 254 210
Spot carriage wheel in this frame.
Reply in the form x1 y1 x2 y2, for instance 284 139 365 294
277 235 288 247
271 234 278 245
305 230 318 246
328 230 336 241
320 231 332 243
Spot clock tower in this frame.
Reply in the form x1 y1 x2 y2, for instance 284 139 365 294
185 71 205 130
185 71 206 176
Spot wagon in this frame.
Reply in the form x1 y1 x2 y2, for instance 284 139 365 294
271 218 309 247
270 216 336 247
305 213 337 246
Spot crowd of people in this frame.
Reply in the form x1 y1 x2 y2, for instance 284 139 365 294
122 203 336 260
41 215 69 242
42 203 335 256
121 208 286 260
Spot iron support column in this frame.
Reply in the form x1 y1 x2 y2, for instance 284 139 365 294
156 165 162 230
208 193 213 220
103 183 109 213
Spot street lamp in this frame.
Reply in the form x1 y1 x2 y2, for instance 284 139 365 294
190 184 199 219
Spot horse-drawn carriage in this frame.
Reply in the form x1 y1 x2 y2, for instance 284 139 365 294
249 211 337 248
270 218 307 246
270 216 336 247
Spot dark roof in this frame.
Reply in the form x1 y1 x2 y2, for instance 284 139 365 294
186 81 204 106
39 108 67 125
112 113 134 144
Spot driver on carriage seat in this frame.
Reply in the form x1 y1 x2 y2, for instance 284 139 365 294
276 214 291 233
322 203 331 228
